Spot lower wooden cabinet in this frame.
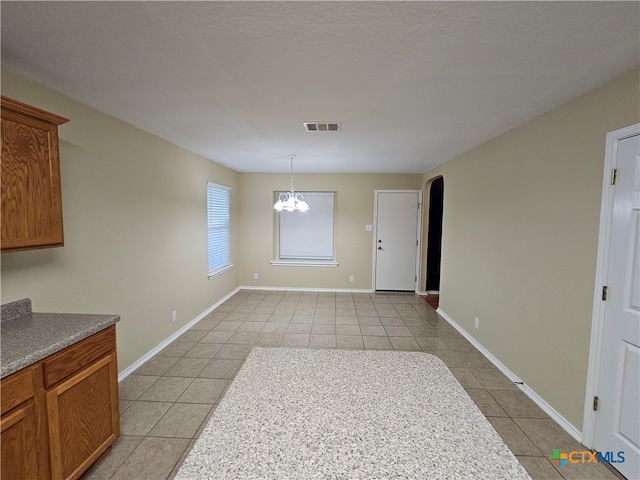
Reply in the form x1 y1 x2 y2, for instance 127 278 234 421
0 365 48 480
0 326 119 480
1 401 40 480
47 353 119 480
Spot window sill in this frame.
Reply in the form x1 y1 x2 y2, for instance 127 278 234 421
208 264 234 279
270 260 339 267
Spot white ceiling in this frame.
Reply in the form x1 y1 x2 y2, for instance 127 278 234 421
2 1 638 174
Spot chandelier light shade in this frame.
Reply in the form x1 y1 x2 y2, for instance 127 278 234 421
274 155 309 212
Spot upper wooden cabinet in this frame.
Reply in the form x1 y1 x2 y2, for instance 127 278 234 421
1 96 69 253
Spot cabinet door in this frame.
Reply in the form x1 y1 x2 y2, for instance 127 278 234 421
1 365 50 480
1 401 39 480
1 97 68 252
46 353 120 480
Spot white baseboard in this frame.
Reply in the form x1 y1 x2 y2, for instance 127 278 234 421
119 286 383 381
119 287 585 444
118 287 242 382
436 307 583 443
239 286 374 293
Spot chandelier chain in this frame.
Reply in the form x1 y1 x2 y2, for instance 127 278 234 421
273 155 309 212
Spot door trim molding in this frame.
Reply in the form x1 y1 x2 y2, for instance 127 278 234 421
372 189 422 292
582 123 640 447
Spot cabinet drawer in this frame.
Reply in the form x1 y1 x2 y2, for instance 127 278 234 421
43 326 115 389
1 366 35 415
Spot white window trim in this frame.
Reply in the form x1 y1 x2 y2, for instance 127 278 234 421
274 191 337 266
270 260 339 267
207 181 233 279
208 263 234 279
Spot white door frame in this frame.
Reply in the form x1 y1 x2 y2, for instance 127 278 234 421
582 123 640 447
371 189 422 293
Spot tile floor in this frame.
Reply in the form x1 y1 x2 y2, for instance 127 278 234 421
83 290 625 480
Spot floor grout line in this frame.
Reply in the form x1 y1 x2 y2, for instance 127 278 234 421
82 291 623 480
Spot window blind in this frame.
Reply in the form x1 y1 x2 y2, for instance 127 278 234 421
279 192 334 260
207 182 231 276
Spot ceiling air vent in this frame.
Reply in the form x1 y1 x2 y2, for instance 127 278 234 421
303 122 341 132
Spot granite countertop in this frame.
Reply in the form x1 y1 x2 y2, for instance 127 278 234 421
176 348 532 480
1 298 120 378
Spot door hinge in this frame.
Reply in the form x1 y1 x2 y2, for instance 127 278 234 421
593 396 599 411
416 240 419 246
602 286 608 301
611 169 617 185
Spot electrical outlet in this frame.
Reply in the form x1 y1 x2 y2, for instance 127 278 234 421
253 273 259 280
172 311 177 323
474 317 480 329
349 275 355 283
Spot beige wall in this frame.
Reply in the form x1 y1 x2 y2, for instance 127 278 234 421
423 68 640 431
238 173 422 289
4 63 638 433
0 70 239 372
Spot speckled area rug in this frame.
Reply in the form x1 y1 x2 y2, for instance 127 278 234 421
175 348 532 480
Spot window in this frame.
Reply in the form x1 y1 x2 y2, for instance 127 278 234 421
275 191 337 266
207 182 232 277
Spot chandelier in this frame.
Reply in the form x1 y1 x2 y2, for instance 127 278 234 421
273 155 309 212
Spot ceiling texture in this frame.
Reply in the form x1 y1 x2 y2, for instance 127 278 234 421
1 1 639 174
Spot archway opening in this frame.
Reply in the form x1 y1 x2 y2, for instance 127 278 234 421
425 176 443 292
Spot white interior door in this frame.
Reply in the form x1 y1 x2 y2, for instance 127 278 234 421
375 191 420 291
594 133 640 480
